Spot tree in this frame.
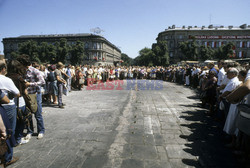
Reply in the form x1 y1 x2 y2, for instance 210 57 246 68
179 38 198 61
10 51 19 60
55 38 70 63
121 53 133 66
38 42 56 63
18 40 40 63
199 45 214 61
214 42 234 60
134 47 154 66
70 40 86 65
152 40 169 66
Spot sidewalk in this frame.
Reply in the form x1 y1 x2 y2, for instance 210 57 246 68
10 80 237 168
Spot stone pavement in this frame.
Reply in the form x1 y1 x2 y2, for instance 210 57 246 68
10 80 238 168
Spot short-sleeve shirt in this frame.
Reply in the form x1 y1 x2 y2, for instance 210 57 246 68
26 66 45 94
222 77 241 93
0 75 20 106
54 69 63 82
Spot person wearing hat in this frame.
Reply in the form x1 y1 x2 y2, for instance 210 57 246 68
55 62 68 108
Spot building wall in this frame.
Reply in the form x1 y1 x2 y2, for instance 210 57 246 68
2 34 121 65
157 25 250 63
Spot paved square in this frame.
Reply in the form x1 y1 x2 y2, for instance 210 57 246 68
11 80 237 168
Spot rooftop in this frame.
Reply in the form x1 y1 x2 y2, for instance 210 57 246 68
17 33 98 38
163 24 250 32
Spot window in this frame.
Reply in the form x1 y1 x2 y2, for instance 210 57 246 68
97 43 102 49
170 52 173 57
238 51 242 58
85 43 89 49
93 43 97 49
211 42 215 48
216 42 220 48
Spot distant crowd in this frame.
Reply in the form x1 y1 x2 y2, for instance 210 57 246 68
0 54 250 166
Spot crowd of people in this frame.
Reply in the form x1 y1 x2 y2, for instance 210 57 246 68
0 53 250 166
164 61 250 165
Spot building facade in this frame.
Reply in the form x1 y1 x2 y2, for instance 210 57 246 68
2 33 121 66
156 24 250 63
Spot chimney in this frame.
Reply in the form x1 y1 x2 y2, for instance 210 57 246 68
240 24 247 29
172 25 175 29
208 24 213 28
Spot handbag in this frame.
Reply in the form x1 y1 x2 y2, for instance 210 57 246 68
79 78 85 85
23 94 37 113
0 139 7 156
16 97 32 126
63 84 68 96
236 104 250 136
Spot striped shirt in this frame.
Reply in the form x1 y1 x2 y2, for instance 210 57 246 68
26 66 45 94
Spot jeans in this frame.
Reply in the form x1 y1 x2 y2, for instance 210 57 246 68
67 77 72 92
15 105 25 144
3 104 16 162
3 105 17 138
27 90 45 134
57 83 63 106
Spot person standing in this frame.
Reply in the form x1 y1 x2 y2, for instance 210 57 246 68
17 55 46 140
6 60 30 145
65 65 72 92
0 60 20 165
55 62 67 108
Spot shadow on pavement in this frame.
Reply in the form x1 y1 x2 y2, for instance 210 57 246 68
179 106 242 168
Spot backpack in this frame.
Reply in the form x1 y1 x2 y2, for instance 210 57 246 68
48 71 56 82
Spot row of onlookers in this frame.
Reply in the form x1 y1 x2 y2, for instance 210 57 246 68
166 61 250 166
1 53 250 166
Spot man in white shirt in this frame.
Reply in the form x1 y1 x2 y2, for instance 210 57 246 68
0 60 20 164
227 64 250 104
220 68 241 117
217 62 226 86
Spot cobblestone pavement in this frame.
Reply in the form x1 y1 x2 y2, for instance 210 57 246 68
10 80 238 168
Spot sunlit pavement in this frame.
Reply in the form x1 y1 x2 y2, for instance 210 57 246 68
11 80 237 168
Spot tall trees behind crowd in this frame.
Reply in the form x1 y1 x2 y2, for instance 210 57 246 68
10 38 235 66
10 38 87 65
134 39 235 66
179 38 234 61
134 40 169 66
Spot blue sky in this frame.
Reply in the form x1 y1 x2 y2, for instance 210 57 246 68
0 0 249 58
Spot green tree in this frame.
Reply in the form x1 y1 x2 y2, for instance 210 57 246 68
199 45 214 61
134 47 154 66
152 40 169 66
70 40 86 65
55 38 70 63
10 51 19 60
121 53 133 66
214 42 234 60
179 38 198 61
18 40 40 63
38 42 56 63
